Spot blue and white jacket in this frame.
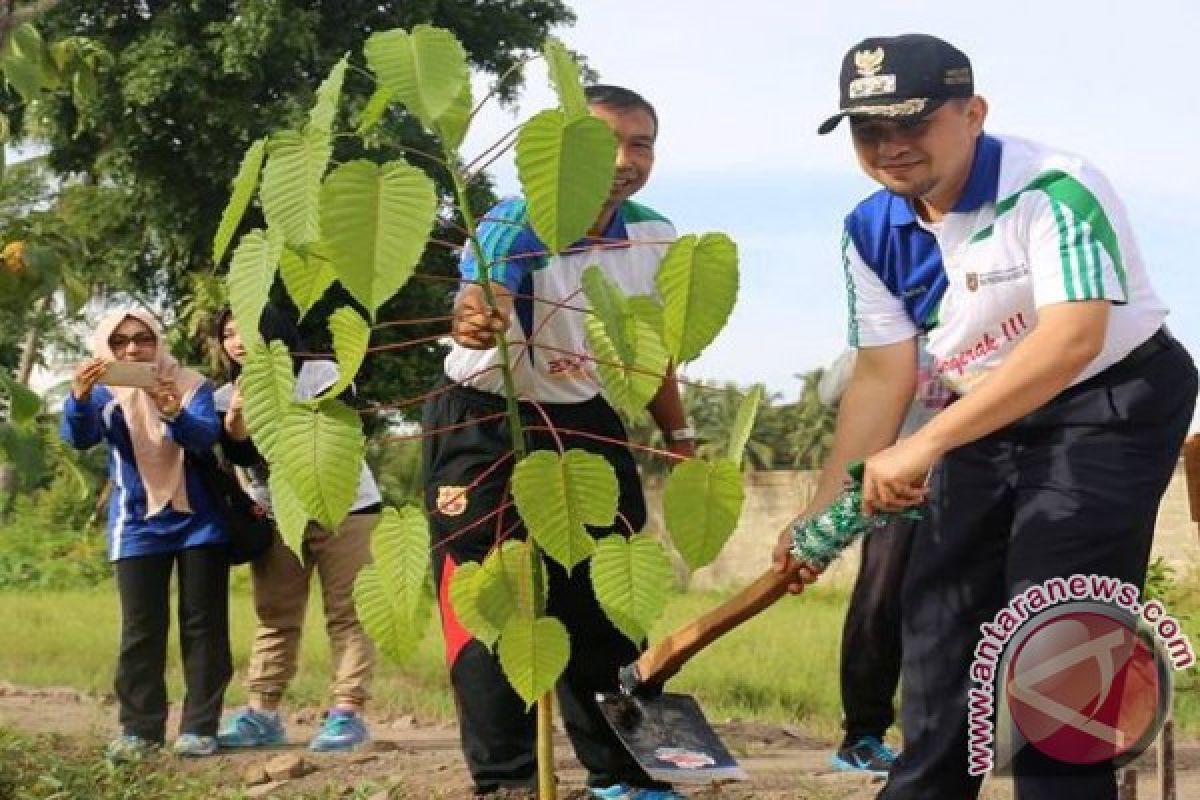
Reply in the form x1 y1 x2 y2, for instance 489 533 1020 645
60 383 227 561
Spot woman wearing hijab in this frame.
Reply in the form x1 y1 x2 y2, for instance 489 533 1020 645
61 309 231 761
212 305 381 753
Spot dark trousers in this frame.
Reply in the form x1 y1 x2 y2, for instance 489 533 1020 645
423 384 659 794
114 545 232 742
840 515 917 744
879 336 1197 800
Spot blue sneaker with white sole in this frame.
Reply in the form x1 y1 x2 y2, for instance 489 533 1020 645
217 707 287 748
831 734 898 776
309 708 369 752
172 733 218 757
589 785 686 799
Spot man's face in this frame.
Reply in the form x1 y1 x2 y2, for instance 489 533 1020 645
589 102 656 207
850 97 987 208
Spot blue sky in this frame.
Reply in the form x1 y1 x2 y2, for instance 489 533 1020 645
5 2 1196 428
465 0 1200 424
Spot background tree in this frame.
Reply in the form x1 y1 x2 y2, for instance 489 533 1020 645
5 0 575 407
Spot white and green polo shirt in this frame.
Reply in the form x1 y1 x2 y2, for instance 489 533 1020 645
444 197 676 403
842 133 1167 394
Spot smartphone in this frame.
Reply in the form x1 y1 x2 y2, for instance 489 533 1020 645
102 361 159 388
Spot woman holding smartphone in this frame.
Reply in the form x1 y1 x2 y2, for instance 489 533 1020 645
62 309 231 761
212 306 380 753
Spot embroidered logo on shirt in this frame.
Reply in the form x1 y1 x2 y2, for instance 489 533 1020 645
966 264 1030 292
437 486 469 517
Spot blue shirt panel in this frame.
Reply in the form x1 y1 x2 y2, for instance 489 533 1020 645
843 134 1004 330
459 198 633 340
61 383 227 561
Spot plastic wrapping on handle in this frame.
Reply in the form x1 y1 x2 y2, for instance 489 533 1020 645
790 461 921 570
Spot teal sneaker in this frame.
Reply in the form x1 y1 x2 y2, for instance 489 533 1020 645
218 707 287 748
105 734 157 763
831 735 898 776
309 708 369 752
172 733 218 757
589 786 686 800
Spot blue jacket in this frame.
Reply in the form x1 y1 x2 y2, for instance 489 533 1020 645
61 383 227 561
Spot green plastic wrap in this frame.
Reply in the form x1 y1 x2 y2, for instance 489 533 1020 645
790 461 922 570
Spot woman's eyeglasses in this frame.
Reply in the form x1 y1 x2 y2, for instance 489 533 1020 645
109 333 157 349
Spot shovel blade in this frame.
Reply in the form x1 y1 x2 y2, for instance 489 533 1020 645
595 691 748 784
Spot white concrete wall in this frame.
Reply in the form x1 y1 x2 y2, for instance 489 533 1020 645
644 462 1199 591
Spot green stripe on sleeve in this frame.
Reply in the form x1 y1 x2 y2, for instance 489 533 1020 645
1048 199 1078 301
995 170 1128 297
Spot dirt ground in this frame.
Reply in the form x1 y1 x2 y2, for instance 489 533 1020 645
1 683 1195 799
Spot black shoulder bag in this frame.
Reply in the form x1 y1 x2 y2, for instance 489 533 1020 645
187 449 275 565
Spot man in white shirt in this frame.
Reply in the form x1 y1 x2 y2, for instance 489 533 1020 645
772 34 1196 800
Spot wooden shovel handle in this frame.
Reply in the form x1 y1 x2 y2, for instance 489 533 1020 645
1184 434 1200 525
633 567 793 689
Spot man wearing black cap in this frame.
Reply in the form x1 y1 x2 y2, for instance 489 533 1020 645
772 33 1197 800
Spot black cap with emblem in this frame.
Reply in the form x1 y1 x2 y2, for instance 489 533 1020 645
817 33 973 135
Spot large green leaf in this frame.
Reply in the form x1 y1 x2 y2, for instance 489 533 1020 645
269 470 309 553
325 308 369 399
628 294 665 340
320 159 437 319
227 228 283 345
260 128 331 248
497 615 570 708
308 54 348 135
543 38 587 118
657 233 740 363
590 533 674 644
0 369 40 426
356 85 394 137
448 561 500 648
515 110 616 253
353 505 432 664
511 450 618 571
727 384 765 468
240 340 296 462
435 81 473 154
2 24 46 102
581 265 635 364
476 539 547 631
278 243 337 319
364 25 469 132
275 399 365 532
663 458 745 570
212 137 266 265
585 314 668 417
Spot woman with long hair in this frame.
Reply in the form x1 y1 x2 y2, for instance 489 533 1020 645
212 305 381 753
61 309 231 760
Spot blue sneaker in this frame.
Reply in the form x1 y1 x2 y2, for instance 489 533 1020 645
172 733 218 757
589 785 686 799
831 735 898 776
309 708 369 752
105 734 158 763
217 707 287 748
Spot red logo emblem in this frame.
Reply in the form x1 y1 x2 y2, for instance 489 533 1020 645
1005 608 1163 765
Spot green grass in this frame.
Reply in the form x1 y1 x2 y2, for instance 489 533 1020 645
2 577 1197 742
0 579 852 734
